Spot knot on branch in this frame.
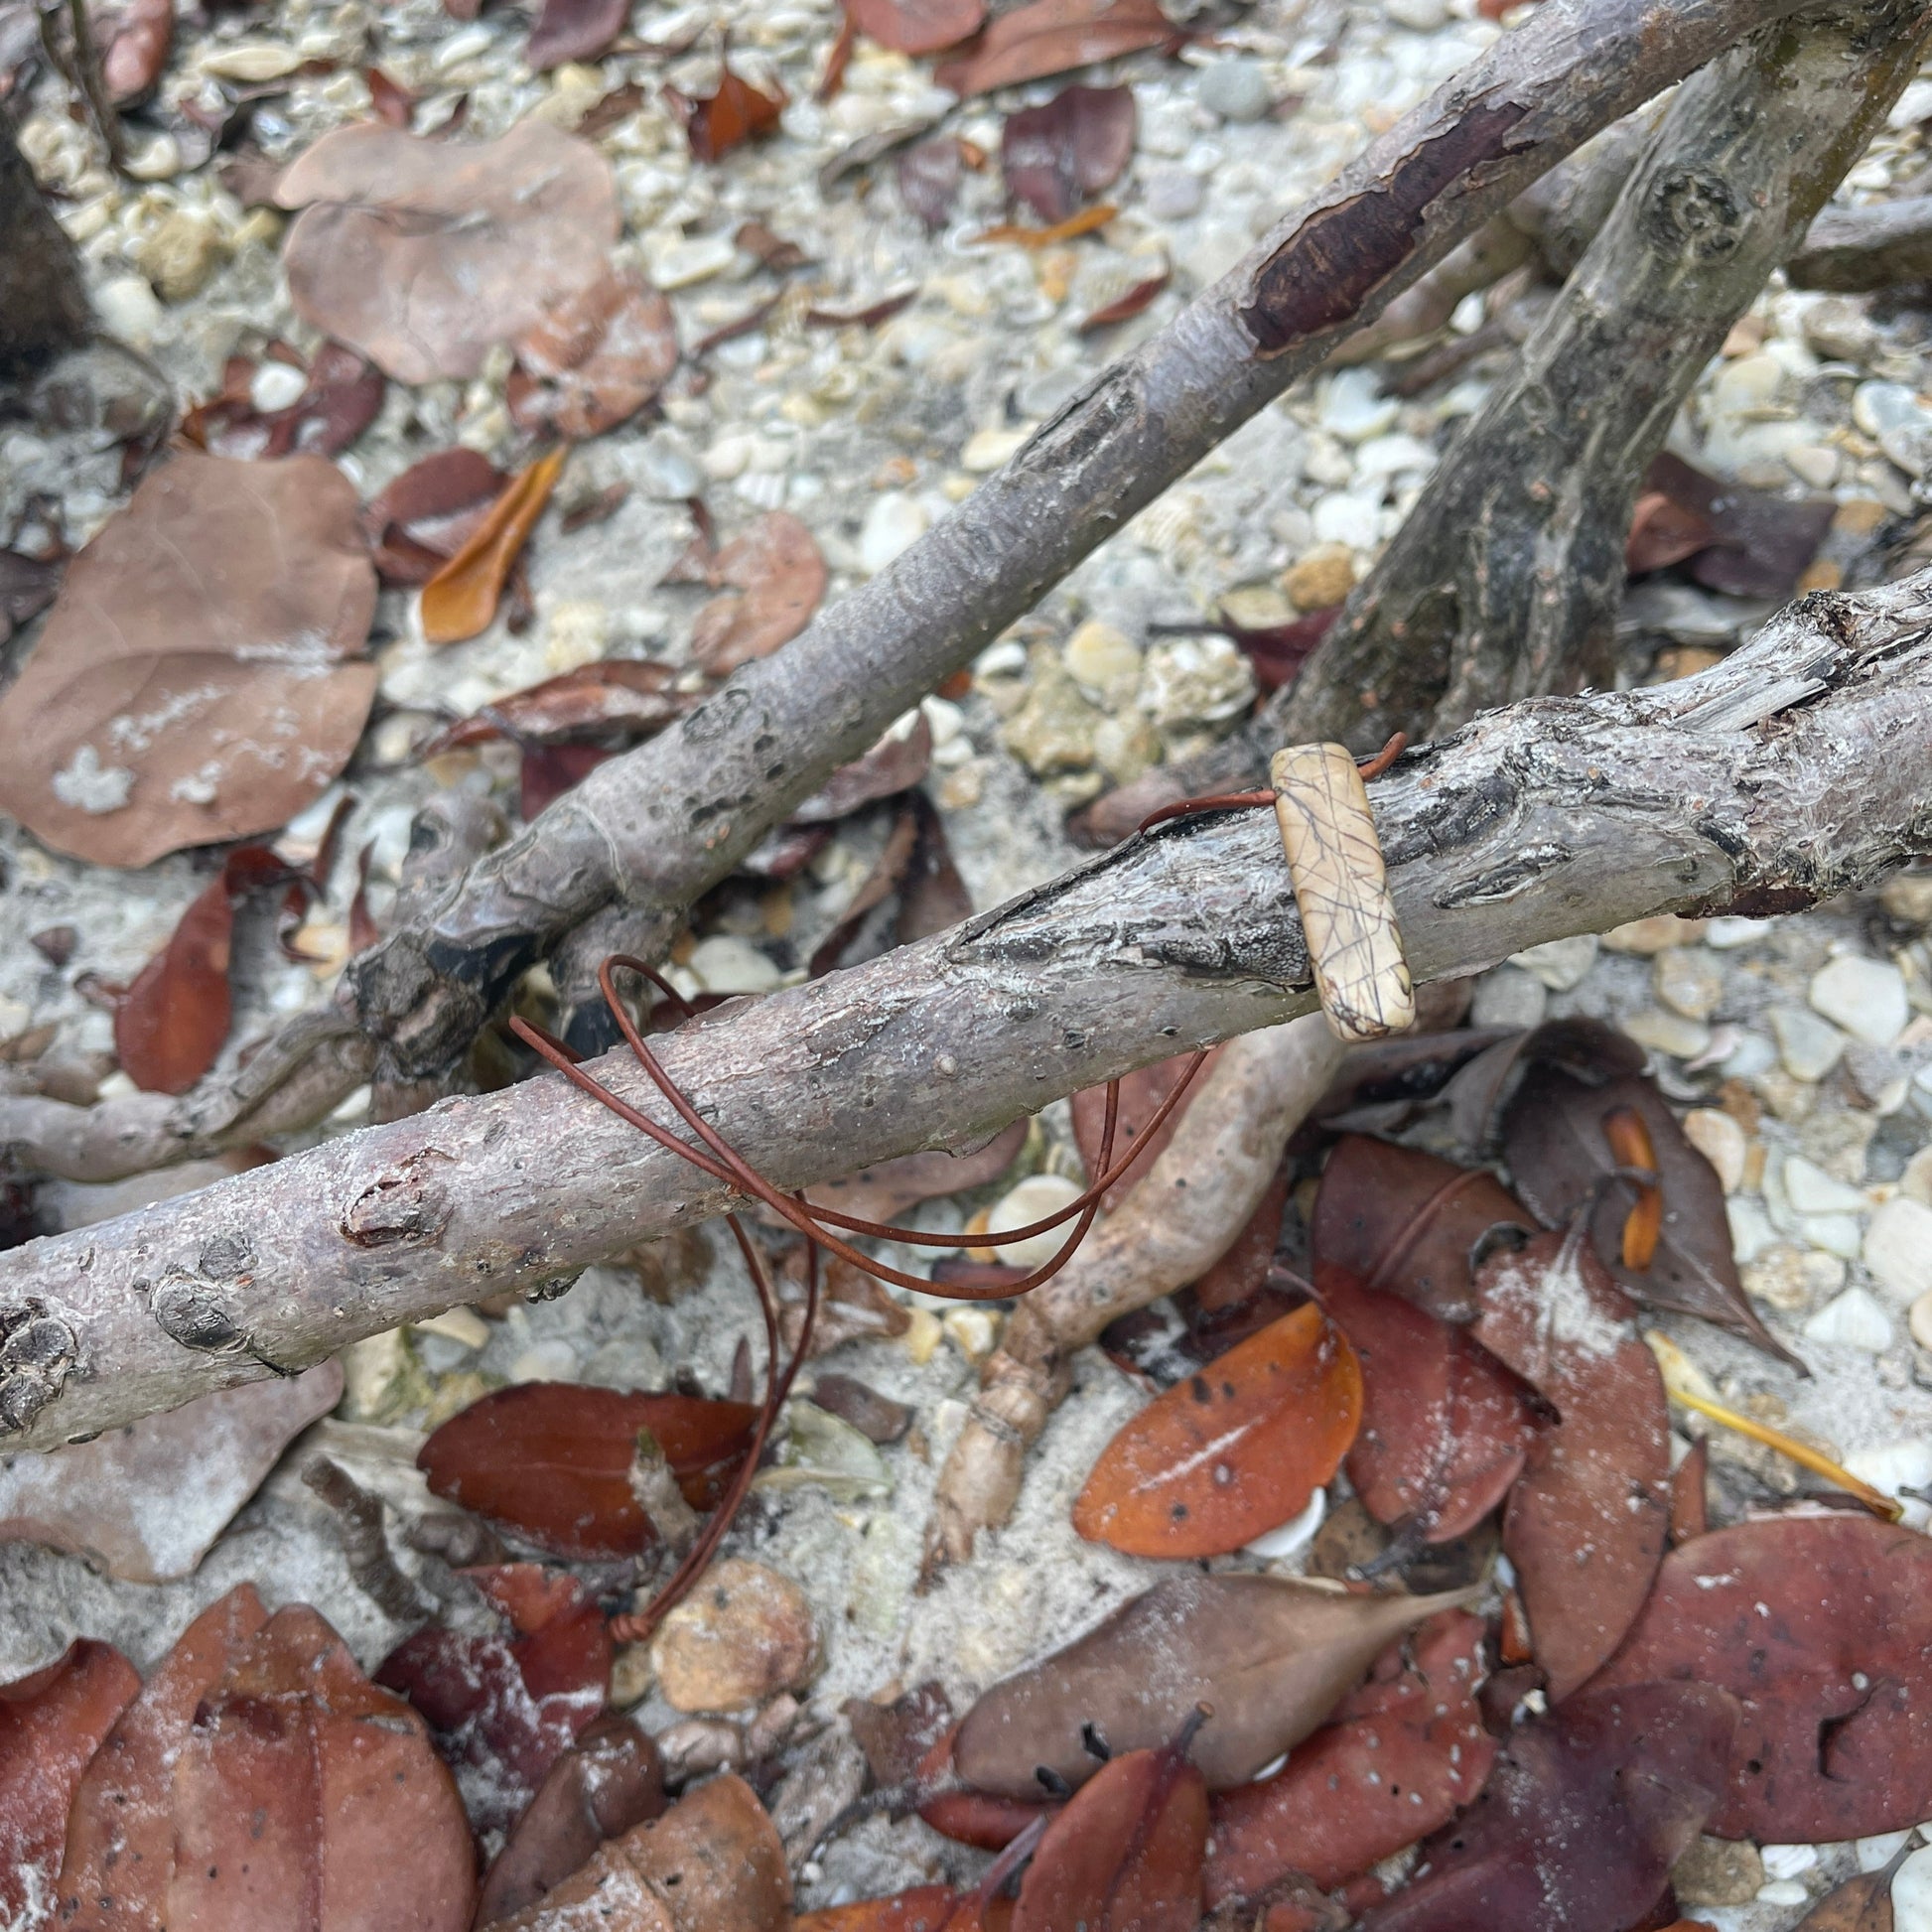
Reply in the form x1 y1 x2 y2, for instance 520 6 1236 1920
0 1302 77 1433
342 1148 456 1249
1643 165 1743 262
147 1269 248 1353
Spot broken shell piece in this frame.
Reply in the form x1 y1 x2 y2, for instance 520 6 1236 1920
1271 742 1415 1042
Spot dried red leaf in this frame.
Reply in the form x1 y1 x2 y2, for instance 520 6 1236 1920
54 1586 269 1927
173 1604 475 1932
736 219 812 270
422 446 567 646
365 65 415 127
1501 1024 1798 1364
363 448 507 585
1192 1164 1289 1314
669 57 786 163
844 0 985 56
1357 1682 1737 1932
1071 1048 1217 1213
846 1682 955 1788
276 122 620 382
1668 1436 1709 1545
1317 1265 1531 1544
1311 1134 1527 1324
803 1118 1026 1224
1638 452 1834 601
897 138 964 230
375 1564 610 1832
1001 82 1134 225
1589 1514 1932 1841
528 0 628 68
102 0 171 103
1078 268 1170 334
1468 1229 1671 1701
417 1381 758 1558
805 289 920 330
511 272 679 439
1206 1609 1495 1909
430 659 689 755
0 1639 139 1923
1626 490 1717 576
794 1887 971 1931
937 0 1174 93
520 743 612 817
0 547 63 643
0 451 377 869
578 78 649 139
951 1573 1473 1799
689 511 827 674
1012 1725 1207 1932
1219 604 1340 691
477 1713 665 1924
1073 1302 1362 1558
791 713 932 822
181 344 386 463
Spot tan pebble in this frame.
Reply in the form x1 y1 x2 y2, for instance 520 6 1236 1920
650 1559 818 1714
1750 1067 1817 1122
1620 1009 1711 1060
1602 914 1708 955
982 1172 1084 1269
1063 620 1142 703
608 1642 654 1708
1219 583 1294 630
1683 1109 1746 1193
1881 872 1932 926
1654 948 1723 1022
1651 646 1725 683
901 1308 943 1365
1903 1147 1932 1207
1833 497 1888 538
1282 542 1356 611
1909 1291 1932 1351
1672 1835 1764 1908
136 209 227 302
935 763 984 810
1797 559 1843 594
1741 1140 1767 1193
943 1307 1001 1363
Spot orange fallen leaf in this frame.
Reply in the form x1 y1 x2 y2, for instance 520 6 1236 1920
972 202 1117 247
1602 1104 1661 1269
1073 1302 1362 1558
421 446 567 646
669 54 786 163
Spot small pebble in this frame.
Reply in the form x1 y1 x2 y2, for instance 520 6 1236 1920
1880 872 1932 925
1196 58 1274 124
688 934 781 995
1780 1155 1868 1218
1858 1830 1914 1872
1063 620 1141 703
1842 1442 1932 1531
1311 491 1382 550
900 1308 943 1364
1143 166 1202 220
1853 380 1932 475
1756 1880 1810 1908
1319 367 1400 444
1904 1146 1932 1206
649 233 739 289
1896 1844 1932 1931
250 360 310 412
1682 1109 1746 1194
1769 1007 1847 1082
1760 1845 1820 1881
1469 967 1547 1031
1741 1244 1841 1313
1727 1198 1778 1265
1513 935 1596 993
1245 1487 1325 1561
93 274 165 346
508 1339 580 1383
650 1559 818 1714
1654 947 1724 1022
1602 915 1706 954
961 426 1032 473
1671 1836 1763 1908
1705 916 1763 949
860 492 928 575
1620 1009 1712 1061
1809 952 1909 1046
1282 543 1356 611
1383 0 1449 29
1802 1286 1894 1352
943 1307 1000 1364
984 1173 1085 1269
1865 1198 1932 1303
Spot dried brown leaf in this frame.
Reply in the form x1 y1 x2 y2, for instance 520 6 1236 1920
0 1364 342 1583
802 1118 1026 1224
688 511 827 674
950 1573 1474 1799
102 0 171 103
428 659 689 753
844 0 985 56
363 447 507 584
897 138 963 229
511 272 679 440
1638 452 1834 601
275 122 620 382
422 446 567 646
790 713 931 821
1077 268 1169 333
528 0 628 69
183 344 384 461
1001 82 1134 224
669 58 786 164
936 0 1174 96
0 451 377 868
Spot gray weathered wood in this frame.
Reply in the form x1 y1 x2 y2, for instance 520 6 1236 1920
4 570 1930 1449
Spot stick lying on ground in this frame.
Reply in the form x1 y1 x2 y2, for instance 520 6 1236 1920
0 0 1810 1187
3 570 1930 1450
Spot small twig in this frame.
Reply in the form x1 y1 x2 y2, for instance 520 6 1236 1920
628 1426 700 1557
303 1455 435 1622
59 0 124 171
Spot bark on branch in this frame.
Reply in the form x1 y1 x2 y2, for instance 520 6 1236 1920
4 570 1931 1449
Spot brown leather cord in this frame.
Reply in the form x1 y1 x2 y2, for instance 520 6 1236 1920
1133 732 1409 836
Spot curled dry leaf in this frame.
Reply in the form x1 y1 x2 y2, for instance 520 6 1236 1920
55 1585 269 1927
1357 1682 1737 1932
183 344 384 462
1002 83 1135 225
363 448 507 585
1501 1026 1798 1365
802 1118 1026 1229
417 1381 758 1558
1206 1609 1494 1910
898 138 964 229
1012 1725 1207 1932
669 57 786 164
0 1638 139 1924
0 1362 342 1583
1317 1265 1531 1545
1634 452 1833 601
1072 1302 1362 1559
1078 268 1170 334
1470 1229 1671 1701
427 659 691 754
478 1713 667 1926
950 1573 1475 1799
1588 1514 1932 1841
845 1681 955 1788
275 122 620 383
688 512 828 674
843 0 985 56
511 272 679 440
376 1564 611 1833
1312 1134 1527 1324
790 711 931 821
102 0 172 102
1788 1862 1905 1932
0 451 377 869
1219 603 1340 692
422 446 568 647
485 1771 789 1932
1667 1434 1709 1545
173 1603 476 1932
936 0 1175 96
528 0 628 69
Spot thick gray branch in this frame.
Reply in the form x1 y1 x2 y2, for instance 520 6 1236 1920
1789 195 1932 291
4 571 1930 1449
